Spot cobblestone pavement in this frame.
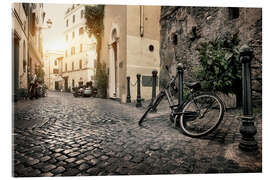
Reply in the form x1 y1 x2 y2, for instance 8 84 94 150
13 91 262 177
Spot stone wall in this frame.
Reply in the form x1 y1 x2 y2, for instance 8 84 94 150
160 6 262 107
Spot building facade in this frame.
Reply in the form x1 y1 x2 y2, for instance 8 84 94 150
159 7 262 107
100 5 161 103
43 50 64 90
12 3 29 99
12 3 46 100
28 3 45 77
62 4 97 92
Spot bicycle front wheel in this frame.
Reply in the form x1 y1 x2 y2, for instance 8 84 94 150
138 106 152 126
138 93 164 126
179 93 224 137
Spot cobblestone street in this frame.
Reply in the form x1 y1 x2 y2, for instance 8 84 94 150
13 91 262 177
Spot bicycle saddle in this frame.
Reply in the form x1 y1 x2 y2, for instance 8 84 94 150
185 81 201 90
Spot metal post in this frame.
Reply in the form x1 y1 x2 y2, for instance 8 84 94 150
150 70 158 112
136 74 142 107
239 45 258 151
176 63 184 106
126 76 131 103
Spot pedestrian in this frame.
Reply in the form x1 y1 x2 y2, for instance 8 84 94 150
29 72 37 99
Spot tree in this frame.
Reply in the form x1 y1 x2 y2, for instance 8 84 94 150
84 5 108 98
196 33 242 106
84 5 104 63
95 61 108 98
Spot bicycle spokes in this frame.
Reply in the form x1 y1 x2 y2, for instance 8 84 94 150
180 94 224 137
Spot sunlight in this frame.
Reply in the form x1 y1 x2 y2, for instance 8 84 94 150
43 38 66 52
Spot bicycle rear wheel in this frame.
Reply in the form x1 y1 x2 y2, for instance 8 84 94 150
179 93 224 137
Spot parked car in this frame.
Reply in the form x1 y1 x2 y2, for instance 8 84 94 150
83 87 92 97
72 86 97 98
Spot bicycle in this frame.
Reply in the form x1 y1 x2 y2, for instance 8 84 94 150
138 63 225 138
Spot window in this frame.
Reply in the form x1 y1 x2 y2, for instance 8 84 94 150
23 40 26 60
73 15 75 23
79 27 84 35
80 44 83 52
72 31 75 39
53 69 59 74
22 3 29 15
229 7 240 20
71 47 75 55
23 21 26 31
149 45 154 52
30 13 36 35
66 19 69 27
79 59 82 69
72 62 74 71
81 10 84 18
66 34 68 41
172 34 178 45
54 60 57 66
23 40 26 72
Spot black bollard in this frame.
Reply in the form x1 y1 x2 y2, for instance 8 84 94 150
176 63 184 106
150 70 158 112
126 76 131 103
238 45 258 151
136 74 142 107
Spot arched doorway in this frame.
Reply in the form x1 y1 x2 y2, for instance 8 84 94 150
13 33 20 99
109 27 119 98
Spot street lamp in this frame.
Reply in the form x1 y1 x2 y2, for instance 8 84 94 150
46 19 52 28
37 18 53 29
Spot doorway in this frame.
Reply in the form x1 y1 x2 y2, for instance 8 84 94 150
63 76 68 92
109 27 119 98
55 81 59 90
13 33 20 99
112 41 118 97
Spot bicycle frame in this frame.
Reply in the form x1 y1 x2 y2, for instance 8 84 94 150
149 80 205 127
139 64 225 137
148 66 213 124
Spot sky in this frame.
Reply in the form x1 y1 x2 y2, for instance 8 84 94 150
42 3 71 52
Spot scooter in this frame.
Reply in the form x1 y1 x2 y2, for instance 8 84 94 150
72 87 84 97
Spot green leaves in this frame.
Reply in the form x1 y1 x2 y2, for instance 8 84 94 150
85 5 104 37
196 34 241 95
225 52 233 60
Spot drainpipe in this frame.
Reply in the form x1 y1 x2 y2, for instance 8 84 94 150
139 5 144 37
